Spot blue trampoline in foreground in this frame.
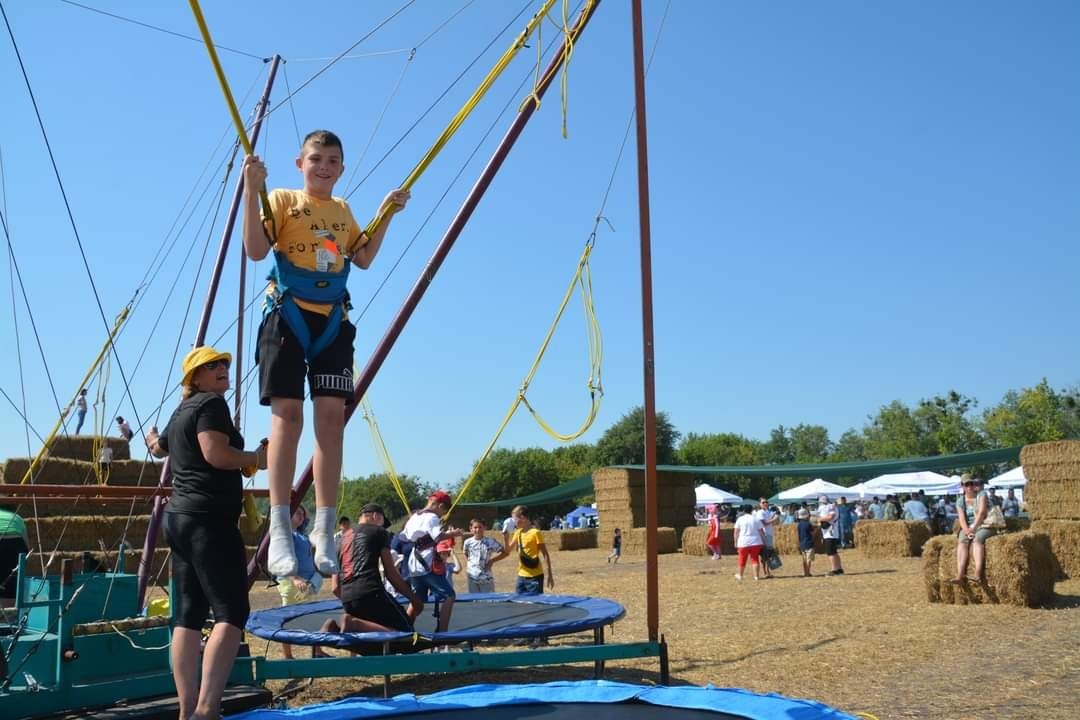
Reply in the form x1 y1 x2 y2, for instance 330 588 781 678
248 594 625 648
230 680 858 720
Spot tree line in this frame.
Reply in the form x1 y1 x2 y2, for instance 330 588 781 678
335 379 1079 523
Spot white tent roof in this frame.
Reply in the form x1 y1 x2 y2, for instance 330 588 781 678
775 478 850 503
988 466 1026 489
695 483 744 506
861 470 959 497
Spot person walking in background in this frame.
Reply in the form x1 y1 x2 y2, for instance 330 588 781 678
607 528 622 564
753 498 777 578
74 388 88 435
817 495 844 576
796 508 815 577
115 416 134 442
732 505 765 581
1002 489 1020 518
463 519 502 593
705 504 723 560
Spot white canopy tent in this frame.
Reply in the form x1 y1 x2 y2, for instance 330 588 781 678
988 466 1026 489
775 478 850 503
695 484 744 506
857 470 960 497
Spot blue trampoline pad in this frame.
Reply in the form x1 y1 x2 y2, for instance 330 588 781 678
247 594 625 647
230 680 859 720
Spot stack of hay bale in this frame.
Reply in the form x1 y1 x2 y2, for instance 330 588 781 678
1021 440 1080 580
680 524 735 556
774 522 823 555
922 531 1056 607
593 467 694 555
856 520 932 558
620 527 679 555
549 529 598 551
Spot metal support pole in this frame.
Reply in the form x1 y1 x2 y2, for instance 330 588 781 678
137 56 282 610
630 0 659 644
247 0 603 584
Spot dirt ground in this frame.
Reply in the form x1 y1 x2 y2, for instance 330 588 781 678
247 544 1080 720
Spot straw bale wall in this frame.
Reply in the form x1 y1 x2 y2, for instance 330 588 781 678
774 523 823 555
592 467 695 536
1020 441 1080 520
680 524 735 556
1029 520 1080 580
922 532 1056 607
23 514 263 554
856 520 932 558
619 527 678 555
1 458 162 487
548 529 598 551
44 435 131 462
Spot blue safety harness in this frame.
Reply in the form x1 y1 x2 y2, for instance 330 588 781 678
265 250 351 362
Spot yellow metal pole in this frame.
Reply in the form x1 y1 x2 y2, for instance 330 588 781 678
21 307 130 484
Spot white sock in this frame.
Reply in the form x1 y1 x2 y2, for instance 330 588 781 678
311 506 338 575
267 505 297 578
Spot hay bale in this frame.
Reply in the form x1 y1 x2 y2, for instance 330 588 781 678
593 467 695 538
1030 520 1080 579
619 527 678 555
549 529 598 551
24 514 163 553
924 531 1056 607
773 523 823 555
0 457 162 487
856 520 932 558
680 524 735 556
44 436 131 462
1021 441 1080 521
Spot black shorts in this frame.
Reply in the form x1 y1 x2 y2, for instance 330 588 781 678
342 588 413 632
165 511 250 630
824 538 841 556
0 536 29 599
257 307 356 405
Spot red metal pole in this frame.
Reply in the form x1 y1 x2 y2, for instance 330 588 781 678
630 0 659 643
247 1 603 585
137 56 281 609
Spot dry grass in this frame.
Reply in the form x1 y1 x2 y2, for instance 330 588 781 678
245 542 1080 719
855 520 932 558
924 532 1056 607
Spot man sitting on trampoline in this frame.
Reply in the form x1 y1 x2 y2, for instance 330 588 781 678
324 503 423 638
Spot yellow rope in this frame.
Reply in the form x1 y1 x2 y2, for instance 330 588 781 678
446 238 602 519
359 395 413 516
364 0 564 239
187 0 276 243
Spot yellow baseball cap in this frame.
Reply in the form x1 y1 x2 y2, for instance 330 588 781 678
181 346 232 386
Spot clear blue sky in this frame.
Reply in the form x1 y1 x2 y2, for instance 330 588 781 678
1 1 1077 491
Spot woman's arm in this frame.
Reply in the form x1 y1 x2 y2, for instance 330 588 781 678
197 430 266 471
971 496 988 531
145 426 168 458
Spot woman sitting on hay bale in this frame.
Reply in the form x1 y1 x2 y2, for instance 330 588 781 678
950 474 1003 585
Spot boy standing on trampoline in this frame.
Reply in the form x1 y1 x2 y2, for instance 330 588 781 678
243 131 410 578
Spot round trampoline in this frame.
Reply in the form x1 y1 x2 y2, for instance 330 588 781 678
247 593 625 648
229 680 858 720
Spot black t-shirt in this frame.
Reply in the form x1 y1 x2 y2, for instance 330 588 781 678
159 393 243 520
339 523 391 601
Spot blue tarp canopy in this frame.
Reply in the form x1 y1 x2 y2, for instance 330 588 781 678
565 505 598 525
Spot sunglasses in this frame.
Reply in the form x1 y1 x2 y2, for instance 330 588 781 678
201 359 230 371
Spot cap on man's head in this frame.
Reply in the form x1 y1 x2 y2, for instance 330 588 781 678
360 503 391 528
429 490 452 506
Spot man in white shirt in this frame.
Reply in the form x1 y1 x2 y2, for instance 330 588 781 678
733 505 766 581
817 495 844 576
752 498 778 578
401 491 464 632
902 495 930 524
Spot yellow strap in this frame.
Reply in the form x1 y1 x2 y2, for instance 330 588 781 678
359 396 413 516
187 0 276 243
446 238 602 518
363 0 564 239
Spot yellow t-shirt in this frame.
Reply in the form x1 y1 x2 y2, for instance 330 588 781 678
512 527 545 578
263 188 367 316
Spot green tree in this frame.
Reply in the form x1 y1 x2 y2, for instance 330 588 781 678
338 473 429 526
789 424 833 463
982 380 1080 447
829 428 867 463
550 443 597 480
913 391 986 455
862 400 935 459
461 447 563 505
761 425 794 465
675 431 769 497
593 406 680 466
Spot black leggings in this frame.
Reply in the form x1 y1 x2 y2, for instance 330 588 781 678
165 511 250 631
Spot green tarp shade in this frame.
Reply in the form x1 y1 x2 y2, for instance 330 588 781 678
457 474 594 508
611 445 1022 478
459 446 1022 508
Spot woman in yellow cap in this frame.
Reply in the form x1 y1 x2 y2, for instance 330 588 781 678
146 345 267 720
